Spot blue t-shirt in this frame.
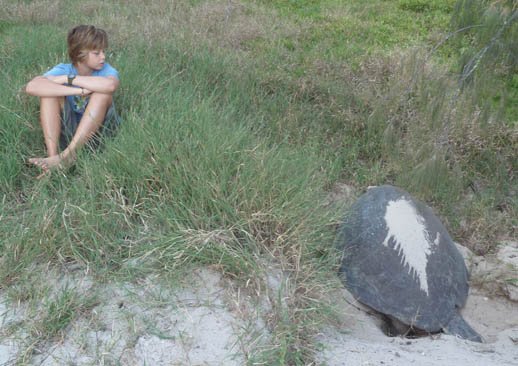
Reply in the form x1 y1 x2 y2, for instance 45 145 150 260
44 62 119 120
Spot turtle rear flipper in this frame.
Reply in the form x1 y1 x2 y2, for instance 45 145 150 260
443 313 483 342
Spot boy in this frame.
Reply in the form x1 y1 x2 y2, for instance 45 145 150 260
26 25 120 175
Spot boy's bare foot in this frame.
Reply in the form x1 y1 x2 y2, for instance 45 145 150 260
28 153 74 179
29 155 64 170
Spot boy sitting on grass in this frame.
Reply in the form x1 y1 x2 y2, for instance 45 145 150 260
26 25 120 176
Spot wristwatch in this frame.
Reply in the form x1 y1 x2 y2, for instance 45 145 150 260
67 73 76 85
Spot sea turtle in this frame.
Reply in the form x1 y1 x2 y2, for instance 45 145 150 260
336 185 482 342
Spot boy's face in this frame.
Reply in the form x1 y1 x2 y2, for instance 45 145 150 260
82 49 106 71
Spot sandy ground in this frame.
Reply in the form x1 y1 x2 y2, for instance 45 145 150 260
315 284 518 366
0 241 517 365
0 268 269 365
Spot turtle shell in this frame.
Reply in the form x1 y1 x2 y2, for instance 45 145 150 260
336 185 475 336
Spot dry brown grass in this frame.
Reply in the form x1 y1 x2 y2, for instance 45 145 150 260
112 0 297 53
1 0 299 54
1 0 61 24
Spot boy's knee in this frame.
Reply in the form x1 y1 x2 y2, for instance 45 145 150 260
89 92 113 108
90 92 113 101
40 96 64 107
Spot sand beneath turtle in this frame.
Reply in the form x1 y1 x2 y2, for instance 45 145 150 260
315 284 518 366
0 242 517 365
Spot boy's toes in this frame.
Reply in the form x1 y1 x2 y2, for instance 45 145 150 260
29 158 46 168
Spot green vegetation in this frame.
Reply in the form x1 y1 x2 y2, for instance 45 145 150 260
0 0 516 364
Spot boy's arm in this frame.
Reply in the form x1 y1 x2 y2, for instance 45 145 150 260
71 75 119 94
26 74 118 97
25 76 87 97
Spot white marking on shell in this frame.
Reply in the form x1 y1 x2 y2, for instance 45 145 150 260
382 199 435 296
434 232 441 246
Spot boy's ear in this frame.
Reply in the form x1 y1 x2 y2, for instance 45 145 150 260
77 50 89 61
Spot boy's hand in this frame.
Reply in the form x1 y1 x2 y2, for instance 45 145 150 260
44 76 92 96
80 88 93 97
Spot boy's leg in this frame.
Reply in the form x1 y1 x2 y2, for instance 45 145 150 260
99 101 120 138
39 96 64 157
60 92 113 163
59 98 80 151
28 96 63 174
30 93 113 170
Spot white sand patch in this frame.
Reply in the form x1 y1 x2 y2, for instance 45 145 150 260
315 284 518 366
456 240 518 303
317 326 518 366
0 292 23 365
1 267 263 365
134 335 183 365
0 342 18 366
134 305 241 366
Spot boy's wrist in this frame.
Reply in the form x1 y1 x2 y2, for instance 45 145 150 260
66 85 81 96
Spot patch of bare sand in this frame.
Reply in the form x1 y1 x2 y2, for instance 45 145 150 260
0 267 269 365
0 295 19 366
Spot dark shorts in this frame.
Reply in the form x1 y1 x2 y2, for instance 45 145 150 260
60 98 120 151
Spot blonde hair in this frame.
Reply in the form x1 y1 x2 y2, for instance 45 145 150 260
67 25 108 65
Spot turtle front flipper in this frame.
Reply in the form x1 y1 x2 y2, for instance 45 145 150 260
443 313 483 342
